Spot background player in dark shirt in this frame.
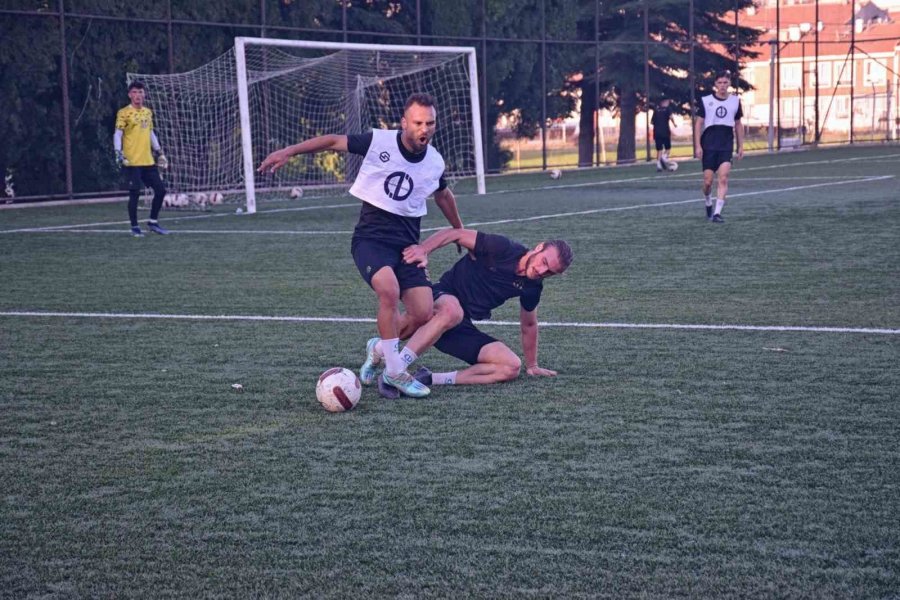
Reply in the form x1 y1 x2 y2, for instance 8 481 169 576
651 97 676 171
395 228 573 388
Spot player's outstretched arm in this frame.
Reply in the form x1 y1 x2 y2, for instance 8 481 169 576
258 134 349 174
402 228 477 268
520 307 556 377
433 187 463 230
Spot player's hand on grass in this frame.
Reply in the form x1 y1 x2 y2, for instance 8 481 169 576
258 148 294 174
402 244 428 268
526 365 557 377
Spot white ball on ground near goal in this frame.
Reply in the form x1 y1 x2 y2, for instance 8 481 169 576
667 160 679 172
193 192 208 205
175 193 189 207
209 192 224 205
290 186 304 199
315 367 361 412
163 193 175 208
549 169 562 180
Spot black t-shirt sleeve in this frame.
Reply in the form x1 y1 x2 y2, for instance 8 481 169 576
735 101 743 120
696 100 706 119
474 231 515 263
437 173 447 191
519 285 542 313
346 131 373 156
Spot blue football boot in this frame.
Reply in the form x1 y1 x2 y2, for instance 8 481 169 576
147 222 170 235
359 337 382 386
381 371 430 398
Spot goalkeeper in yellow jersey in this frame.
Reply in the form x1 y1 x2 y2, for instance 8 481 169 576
114 81 170 236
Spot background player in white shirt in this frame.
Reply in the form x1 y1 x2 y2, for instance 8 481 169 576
258 94 463 398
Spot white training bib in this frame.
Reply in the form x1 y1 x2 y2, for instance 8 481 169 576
701 94 741 130
349 129 445 217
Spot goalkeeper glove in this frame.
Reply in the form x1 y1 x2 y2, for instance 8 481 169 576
156 153 169 169
115 150 129 168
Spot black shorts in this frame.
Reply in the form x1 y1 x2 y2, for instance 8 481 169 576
701 150 733 172
654 135 671 151
351 238 431 291
122 166 165 193
433 316 497 365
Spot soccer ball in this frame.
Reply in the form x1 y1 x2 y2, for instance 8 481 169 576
193 192 208 206
290 186 304 199
315 367 361 412
549 169 562 180
666 160 679 172
209 192 224 205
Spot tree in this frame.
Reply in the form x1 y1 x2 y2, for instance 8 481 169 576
574 0 761 165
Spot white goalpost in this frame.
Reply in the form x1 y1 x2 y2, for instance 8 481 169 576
131 38 485 214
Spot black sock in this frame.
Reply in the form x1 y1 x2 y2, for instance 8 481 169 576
128 191 140 227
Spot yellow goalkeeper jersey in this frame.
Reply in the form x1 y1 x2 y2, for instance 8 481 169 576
115 105 155 166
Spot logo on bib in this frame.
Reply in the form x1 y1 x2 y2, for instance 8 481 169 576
715 106 728 118
384 171 414 201
379 151 391 163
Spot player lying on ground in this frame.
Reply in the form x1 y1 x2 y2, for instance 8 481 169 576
258 94 463 399
359 228 573 397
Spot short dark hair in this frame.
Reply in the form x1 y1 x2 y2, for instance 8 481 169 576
714 70 733 82
404 93 436 112
543 239 574 273
128 80 145 91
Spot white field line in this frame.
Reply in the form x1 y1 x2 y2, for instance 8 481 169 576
4 176 892 237
0 202 359 234
1 310 897 335
2 151 897 234
429 175 894 231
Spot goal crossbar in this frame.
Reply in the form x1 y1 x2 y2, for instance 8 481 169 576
235 37 486 214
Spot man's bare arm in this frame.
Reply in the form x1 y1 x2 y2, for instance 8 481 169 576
258 134 349 174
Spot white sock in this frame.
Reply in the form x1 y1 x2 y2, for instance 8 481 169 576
380 338 404 376
704 194 713 206
431 371 457 385
399 346 417 369
714 199 725 215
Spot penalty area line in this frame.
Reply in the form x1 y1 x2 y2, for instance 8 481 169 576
1 310 897 335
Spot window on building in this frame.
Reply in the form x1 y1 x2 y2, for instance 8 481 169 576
835 60 853 86
834 96 850 119
817 61 832 87
781 63 802 89
864 60 886 85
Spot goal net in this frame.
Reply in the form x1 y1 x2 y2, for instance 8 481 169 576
129 38 485 213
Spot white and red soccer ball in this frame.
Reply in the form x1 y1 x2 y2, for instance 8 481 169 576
315 367 361 412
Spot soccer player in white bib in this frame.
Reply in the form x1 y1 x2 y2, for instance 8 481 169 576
694 71 744 223
258 94 463 398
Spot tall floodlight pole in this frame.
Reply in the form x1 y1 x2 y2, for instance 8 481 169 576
814 0 820 143
644 0 651 162
689 0 696 156
768 40 776 152
850 0 856 143
541 0 548 171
